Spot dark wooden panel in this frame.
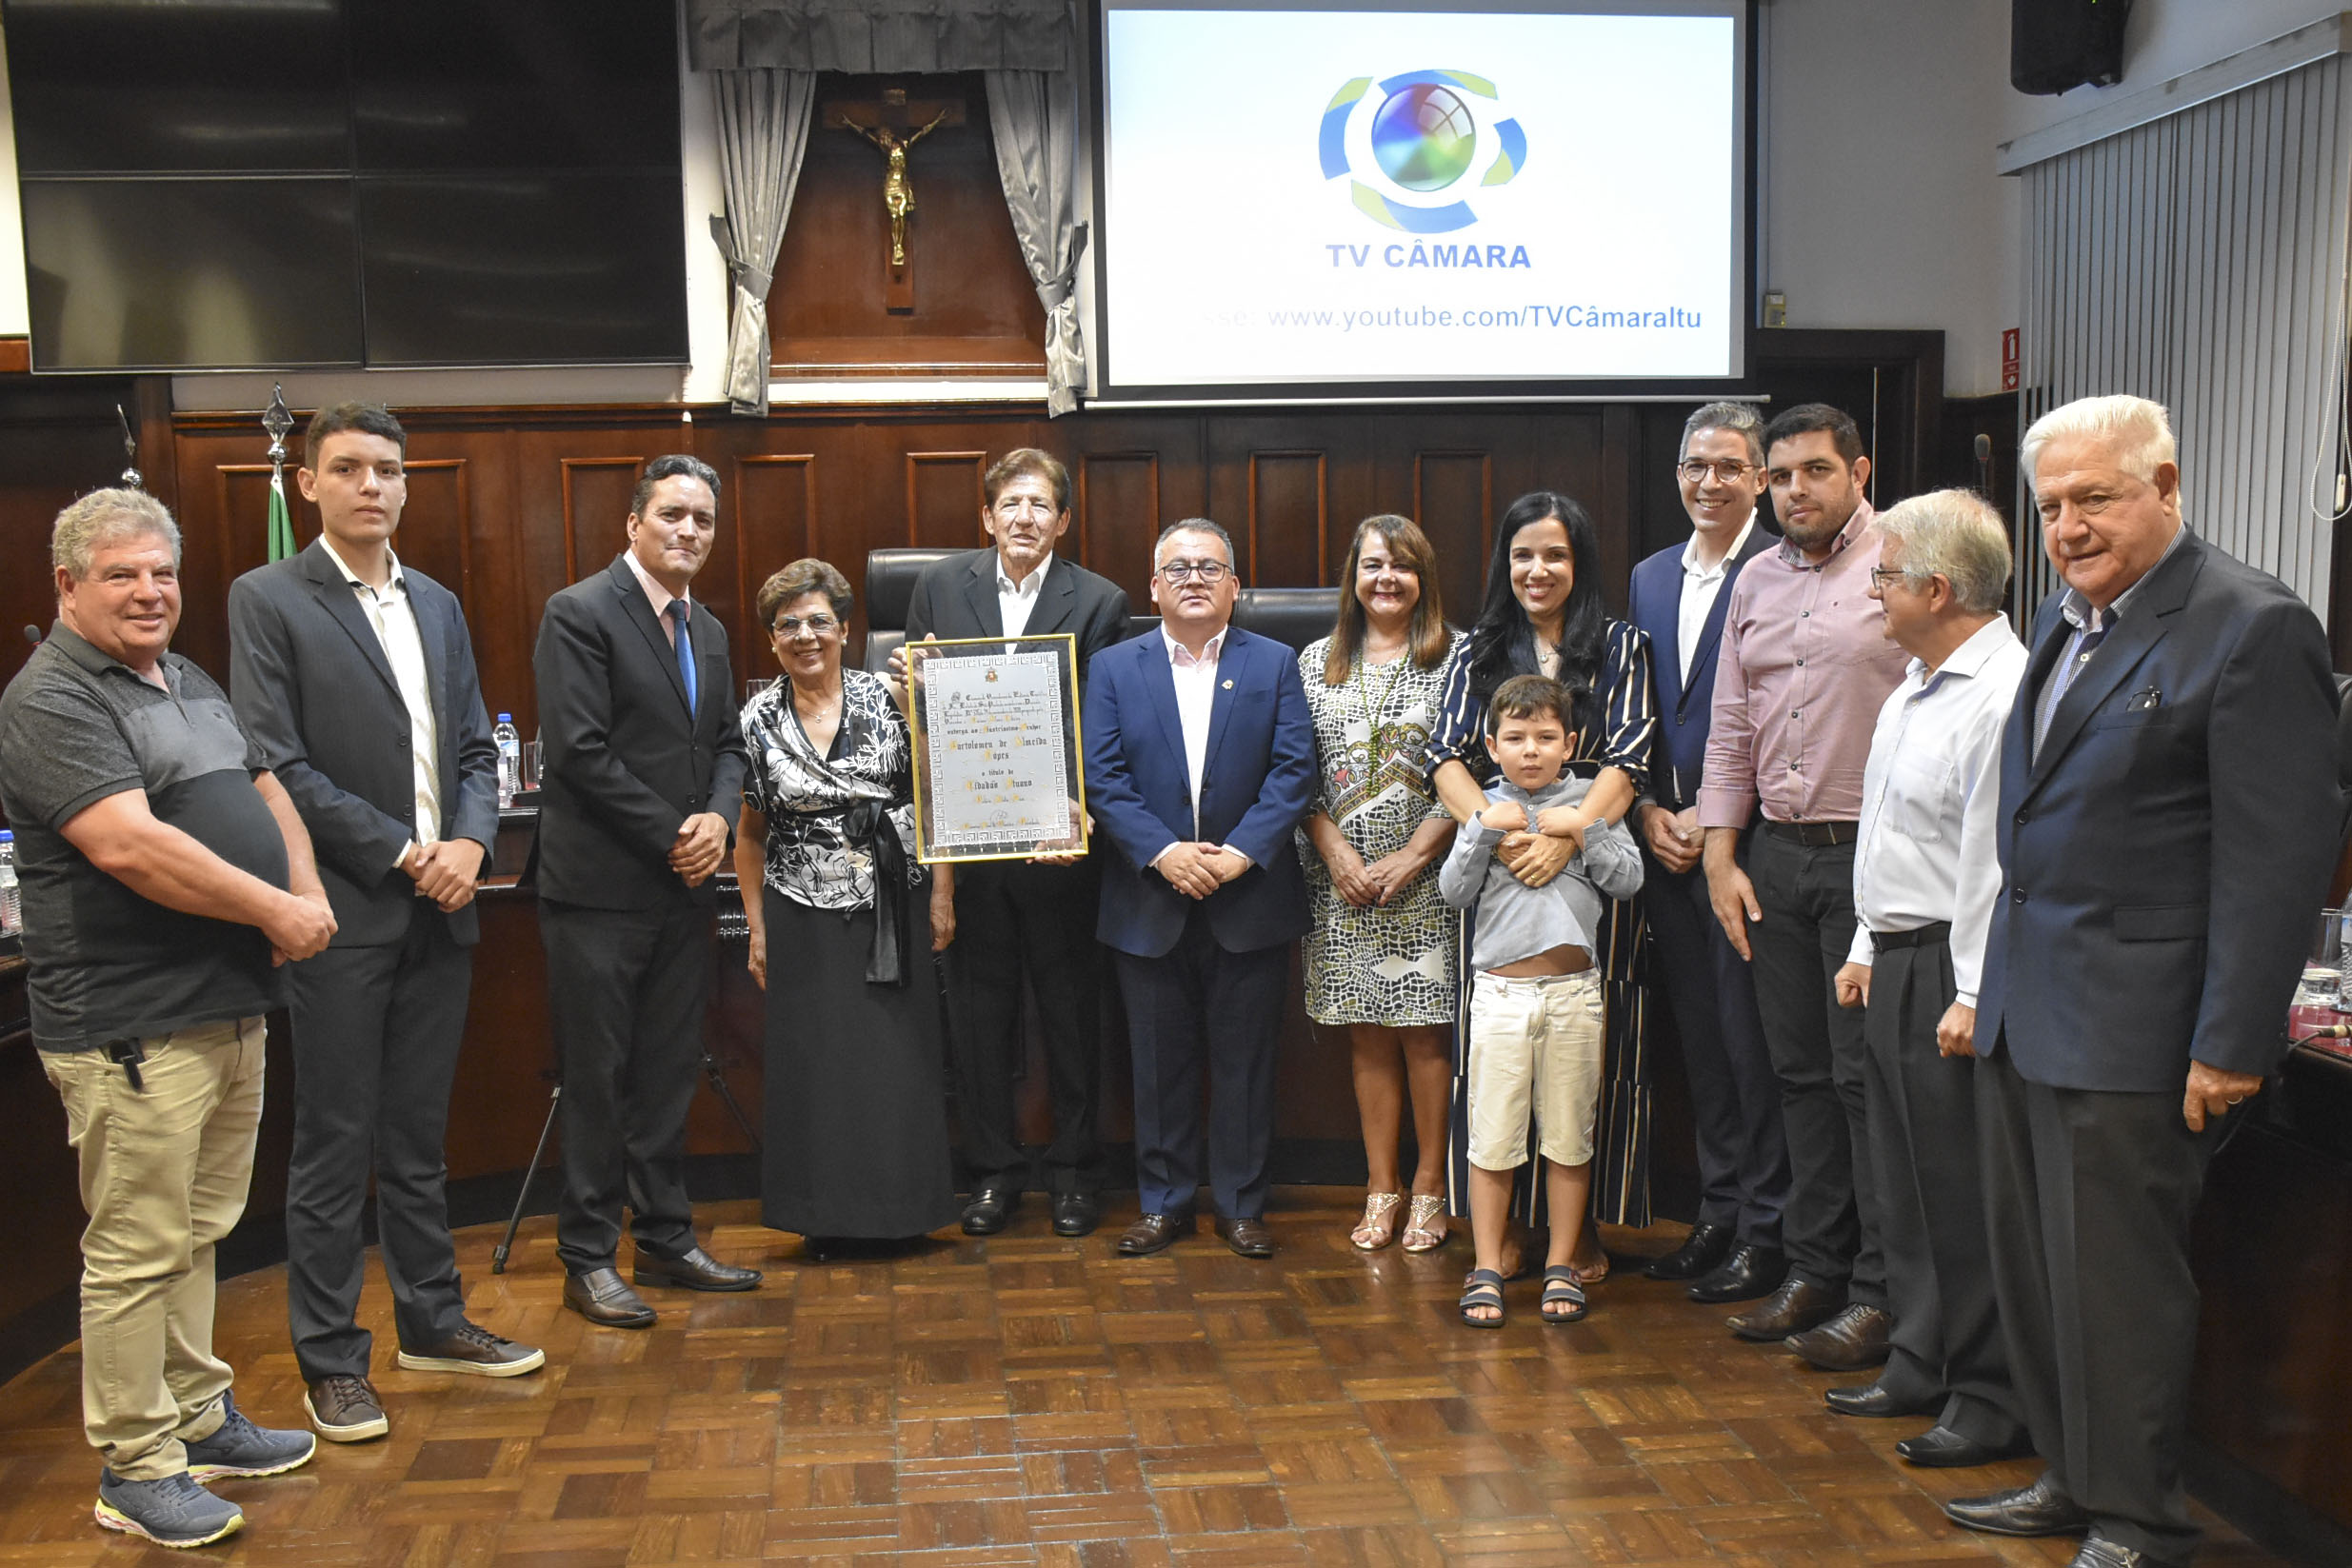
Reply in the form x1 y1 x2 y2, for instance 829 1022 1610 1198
390 457 472 609
558 455 644 585
730 452 818 639
1413 449 1494 626
1075 450 1162 606
905 449 987 549
1244 451 1329 589
767 72 1047 373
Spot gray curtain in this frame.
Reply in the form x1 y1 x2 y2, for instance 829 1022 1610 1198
688 0 1069 72
987 69 1086 415
710 68 818 416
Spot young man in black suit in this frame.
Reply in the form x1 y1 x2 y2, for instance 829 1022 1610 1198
902 448 1131 1238
1947 396 2341 1568
532 454 758 1329
229 403 541 1445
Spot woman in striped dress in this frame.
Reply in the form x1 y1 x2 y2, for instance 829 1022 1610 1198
1426 491 1657 1282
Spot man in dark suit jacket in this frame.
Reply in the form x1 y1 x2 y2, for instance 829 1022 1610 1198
1945 396 2341 1568
1625 403 1790 1306
903 448 1131 1239
1085 518 1317 1260
532 454 759 1329
229 404 541 1446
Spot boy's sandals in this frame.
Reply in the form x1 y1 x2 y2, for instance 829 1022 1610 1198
1350 1192 1405 1250
1459 1268 1506 1328
1401 1194 1447 1252
1540 1265 1588 1324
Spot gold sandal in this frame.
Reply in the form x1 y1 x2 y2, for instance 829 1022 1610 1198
1350 1191 1406 1250
1401 1194 1448 1253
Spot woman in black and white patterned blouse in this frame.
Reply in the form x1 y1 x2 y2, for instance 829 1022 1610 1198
735 558 957 1256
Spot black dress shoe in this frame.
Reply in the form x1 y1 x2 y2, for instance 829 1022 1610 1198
1688 1243 1787 1303
1785 1302 1890 1370
961 1183 1023 1237
1897 1424 2036 1468
1943 1476 2092 1538
564 1267 657 1328
1051 1191 1100 1238
2067 1537 2163 1567
1116 1212 1195 1256
1726 1277 1841 1340
1824 1380 1943 1419
633 1245 762 1292
1643 1222 1733 1281
1217 1216 1276 1260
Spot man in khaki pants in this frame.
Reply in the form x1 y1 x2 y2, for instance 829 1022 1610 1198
0 490 336 1549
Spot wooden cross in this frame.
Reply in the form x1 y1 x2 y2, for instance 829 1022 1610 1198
825 87 967 313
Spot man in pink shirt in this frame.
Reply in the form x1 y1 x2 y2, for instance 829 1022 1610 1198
1697 405 1911 1372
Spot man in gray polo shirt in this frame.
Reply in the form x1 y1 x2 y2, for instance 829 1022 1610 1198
0 489 335 1550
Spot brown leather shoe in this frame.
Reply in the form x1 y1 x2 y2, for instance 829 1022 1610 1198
1217 1216 1276 1260
396 1320 546 1377
1727 1277 1843 1341
633 1245 762 1293
1785 1302 1891 1370
565 1267 657 1328
1115 1212 1196 1256
304 1374 388 1443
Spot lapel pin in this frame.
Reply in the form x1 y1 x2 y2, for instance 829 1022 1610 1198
1222 679 1234 689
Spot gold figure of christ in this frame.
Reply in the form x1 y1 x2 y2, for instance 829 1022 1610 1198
846 109 949 269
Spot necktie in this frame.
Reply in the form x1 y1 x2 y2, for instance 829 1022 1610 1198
668 600 697 719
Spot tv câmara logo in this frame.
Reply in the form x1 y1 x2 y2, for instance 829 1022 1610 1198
1318 69 1525 234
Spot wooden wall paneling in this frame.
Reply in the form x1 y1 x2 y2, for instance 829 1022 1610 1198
1596 404 1639 616
904 448 989 548
730 452 819 644
1242 450 1328 587
557 455 645 585
0 378 143 697
1412 447 1495 625
192 462 284 678
389 458 471 610
1075 450 1163 607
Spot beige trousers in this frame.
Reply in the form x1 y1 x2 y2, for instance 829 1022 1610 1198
42 1016 266 1479
1465 969 1605 1170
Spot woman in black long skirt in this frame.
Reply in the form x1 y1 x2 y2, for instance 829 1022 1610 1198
734 558 958 1254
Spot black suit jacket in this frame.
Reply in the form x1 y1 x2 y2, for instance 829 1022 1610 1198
1976 529 2342 1090
902 549 1132 684
531 554 747 910
228 539 500 947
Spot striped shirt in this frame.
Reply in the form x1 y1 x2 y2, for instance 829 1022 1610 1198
1425 618 1657 794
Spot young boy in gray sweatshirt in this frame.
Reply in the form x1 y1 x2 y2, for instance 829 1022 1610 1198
1439 675 1643 1328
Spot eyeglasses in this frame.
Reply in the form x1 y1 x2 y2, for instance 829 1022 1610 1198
1678 458 1757 484
1867 566 1923 592
772 614 840 638
1158 560 1232 585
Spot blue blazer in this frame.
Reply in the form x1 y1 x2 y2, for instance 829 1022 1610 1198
1626 524 1775 812
1083 625 1317 958
1976 530 2342 1090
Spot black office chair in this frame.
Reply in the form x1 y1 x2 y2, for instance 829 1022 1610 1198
861 546 965 675
1232 586 1343 654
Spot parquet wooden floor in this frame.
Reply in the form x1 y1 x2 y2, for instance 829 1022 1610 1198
0 1192 2286 1566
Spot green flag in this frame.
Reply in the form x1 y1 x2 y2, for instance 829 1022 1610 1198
267 470 296 562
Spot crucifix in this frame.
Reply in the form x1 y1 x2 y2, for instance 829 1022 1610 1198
825 86 965 312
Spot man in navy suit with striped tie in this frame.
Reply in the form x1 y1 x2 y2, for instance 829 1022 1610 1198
1084 519 1318 1260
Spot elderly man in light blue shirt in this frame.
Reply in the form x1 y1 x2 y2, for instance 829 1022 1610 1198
1831 487 2032 1470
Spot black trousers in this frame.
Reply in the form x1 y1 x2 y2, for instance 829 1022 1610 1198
1863 934 2023 1444
540 896 710 1274
1644 856 1788 1248
1979 1049 2220 1565
284 903 472 1381
1743 827 1884 1302
1114 905 1288 1220
946 858 1104 1193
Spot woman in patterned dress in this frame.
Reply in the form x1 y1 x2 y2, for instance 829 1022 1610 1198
1298 516 1463 1253
734 559 960 1255
1427 492 1657 1282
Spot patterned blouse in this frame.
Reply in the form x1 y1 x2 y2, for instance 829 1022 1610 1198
741 667 925 912
1426 619 1657 792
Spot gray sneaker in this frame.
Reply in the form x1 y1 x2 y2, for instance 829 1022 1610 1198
181 1391 317 1480
94 1468 244 1548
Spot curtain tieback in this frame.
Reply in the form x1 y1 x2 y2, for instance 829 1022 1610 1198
1036 222 1090 308
709 213 776 301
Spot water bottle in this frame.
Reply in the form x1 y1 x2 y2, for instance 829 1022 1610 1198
0 829 20 937
493 715 521 808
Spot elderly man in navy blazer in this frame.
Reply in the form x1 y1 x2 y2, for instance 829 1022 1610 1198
1084 518 1317 1260
1625 402 1789 1306
1944 395 2341 1568
229 404 540 1446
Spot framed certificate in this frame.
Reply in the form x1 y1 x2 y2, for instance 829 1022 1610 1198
906 634 1088 863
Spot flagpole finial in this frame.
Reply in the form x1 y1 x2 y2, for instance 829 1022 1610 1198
115 405 141 491
262 383 294 470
